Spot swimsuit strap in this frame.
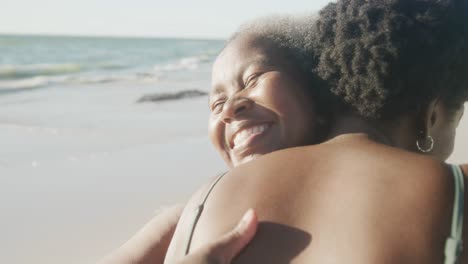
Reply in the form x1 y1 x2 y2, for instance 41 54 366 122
185 171 228 255
445 164 465 264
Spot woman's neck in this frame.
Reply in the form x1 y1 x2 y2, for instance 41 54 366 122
326 114 395 146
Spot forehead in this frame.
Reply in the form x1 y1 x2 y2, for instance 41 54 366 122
215 35 276 70
211 35 284 94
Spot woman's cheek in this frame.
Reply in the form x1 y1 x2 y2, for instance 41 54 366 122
208 115 232 164
208 116 221 149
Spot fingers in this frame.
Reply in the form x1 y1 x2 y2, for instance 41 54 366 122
197 209 258 263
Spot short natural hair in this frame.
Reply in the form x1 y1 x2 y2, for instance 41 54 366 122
226 14 319 74
314 0 468 119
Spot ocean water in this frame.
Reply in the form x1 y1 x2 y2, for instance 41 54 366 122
0 34 224 92
0 34 225 167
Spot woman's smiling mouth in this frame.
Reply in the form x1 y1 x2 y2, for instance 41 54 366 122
231 123 271 150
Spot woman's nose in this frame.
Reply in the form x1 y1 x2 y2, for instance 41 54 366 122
222 97 253 123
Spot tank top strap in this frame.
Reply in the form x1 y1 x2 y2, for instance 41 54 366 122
185 171 228 255
444 164 464 264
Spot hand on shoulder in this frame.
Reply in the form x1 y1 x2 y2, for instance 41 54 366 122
173 209 258 264
99 204 258 264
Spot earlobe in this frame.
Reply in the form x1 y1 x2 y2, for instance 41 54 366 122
414 99 439 154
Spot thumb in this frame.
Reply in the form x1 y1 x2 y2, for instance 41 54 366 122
201 209 258 263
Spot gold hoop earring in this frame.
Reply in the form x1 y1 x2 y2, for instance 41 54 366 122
416 135 434 153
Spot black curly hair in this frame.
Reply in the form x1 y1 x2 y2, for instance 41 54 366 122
314 0 468 119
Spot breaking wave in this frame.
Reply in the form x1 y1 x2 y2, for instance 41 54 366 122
153 55 212 72
0 63 83 80
0 53 214 92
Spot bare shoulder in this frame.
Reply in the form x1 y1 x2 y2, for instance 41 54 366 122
342 144 453 219
270 143 455 263
321 147 453 263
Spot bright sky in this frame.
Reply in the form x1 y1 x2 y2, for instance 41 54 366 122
0 0 332 39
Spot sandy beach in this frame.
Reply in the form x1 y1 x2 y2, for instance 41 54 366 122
0 84 227 264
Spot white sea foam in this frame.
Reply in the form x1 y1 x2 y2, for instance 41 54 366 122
0 63 83 79
0 75 68 90
0 55 214 91
67 73 159 85
0 72 160 91
153 55 211 72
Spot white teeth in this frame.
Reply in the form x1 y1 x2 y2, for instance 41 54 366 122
233 124 268 148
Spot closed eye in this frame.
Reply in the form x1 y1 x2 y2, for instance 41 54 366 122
244 72 263 88
211 100 226 114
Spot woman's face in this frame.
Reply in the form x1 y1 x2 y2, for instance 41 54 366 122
208 35 317 167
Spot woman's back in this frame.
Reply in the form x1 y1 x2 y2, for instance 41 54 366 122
166 134 467 263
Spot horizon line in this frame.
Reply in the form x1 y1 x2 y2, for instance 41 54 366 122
0 32 226 41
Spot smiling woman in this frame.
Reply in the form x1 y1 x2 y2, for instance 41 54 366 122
208 16 333 167
209 36 317 166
